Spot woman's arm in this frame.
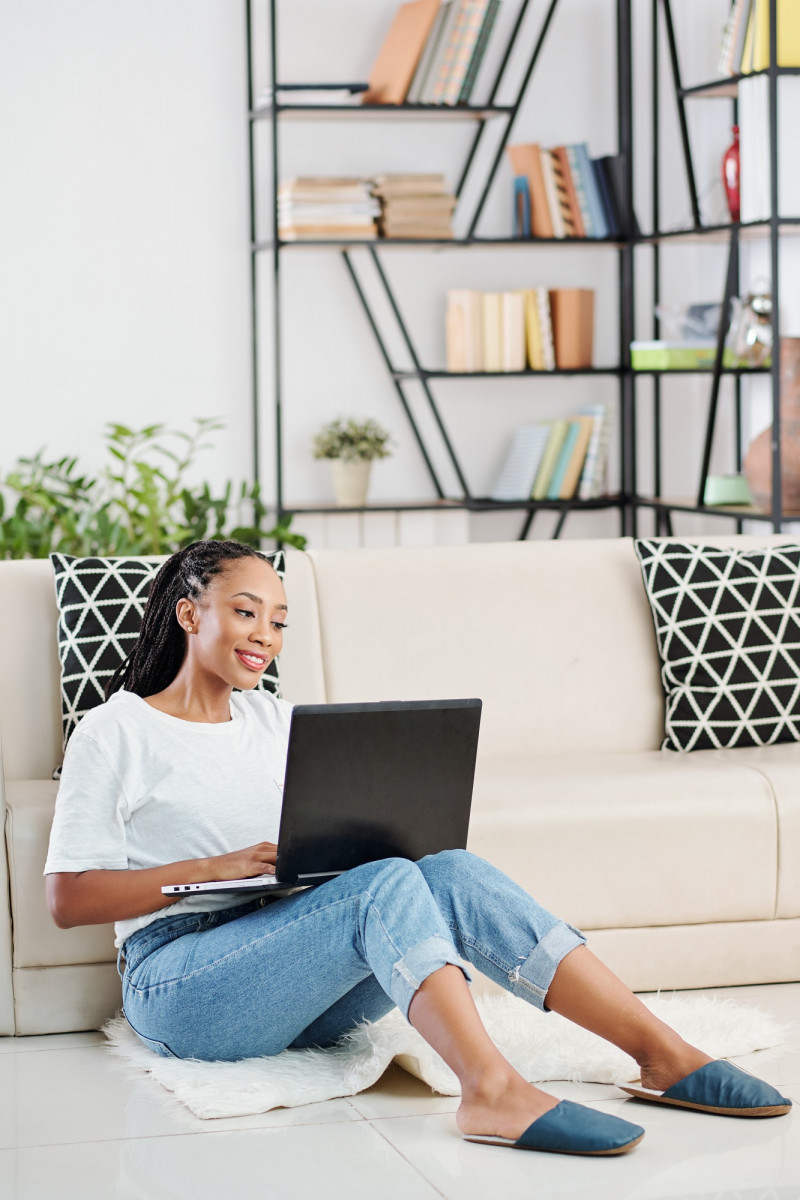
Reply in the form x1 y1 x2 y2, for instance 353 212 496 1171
46 842 278 928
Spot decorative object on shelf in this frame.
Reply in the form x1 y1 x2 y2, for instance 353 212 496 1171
728 288 772 367
722 125 741 221
312 417 393 507
744 336 800 511
703 475 754 507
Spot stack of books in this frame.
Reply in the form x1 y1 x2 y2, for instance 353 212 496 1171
490 406 612 503
363 0 501 106
372 175 456 238
507 144 631 240
446 288 594 372
718 0 800 76
278 178 380 241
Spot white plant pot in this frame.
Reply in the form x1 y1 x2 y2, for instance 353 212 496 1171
330 458 372 507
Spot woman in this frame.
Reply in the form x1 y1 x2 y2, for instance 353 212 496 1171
45 540 791 1157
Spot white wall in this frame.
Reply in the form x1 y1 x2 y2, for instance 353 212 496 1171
0 0 782 542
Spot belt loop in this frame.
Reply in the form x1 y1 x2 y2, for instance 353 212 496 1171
116 945 127 980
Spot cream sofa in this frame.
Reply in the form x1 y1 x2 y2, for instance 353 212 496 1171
1 537 799 1037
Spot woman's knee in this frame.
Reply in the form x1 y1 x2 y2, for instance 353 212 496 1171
416 847 483 885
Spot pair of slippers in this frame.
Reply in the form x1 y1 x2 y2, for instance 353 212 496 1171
463 1060 793 1157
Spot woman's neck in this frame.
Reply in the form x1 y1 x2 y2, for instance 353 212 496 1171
143 674 234 723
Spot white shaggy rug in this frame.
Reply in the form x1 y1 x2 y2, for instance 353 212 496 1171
102 992 792 1120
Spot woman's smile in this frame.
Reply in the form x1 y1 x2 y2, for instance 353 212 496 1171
235 649 268 672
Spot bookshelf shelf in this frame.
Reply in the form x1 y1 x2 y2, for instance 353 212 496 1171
638 498 800 523
394 367 622 380
250 103 516 122
678 65 800 101
635 218 800 246
249 0 634 541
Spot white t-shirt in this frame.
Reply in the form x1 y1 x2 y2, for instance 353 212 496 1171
44 689 294 947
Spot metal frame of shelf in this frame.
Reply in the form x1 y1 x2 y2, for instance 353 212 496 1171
246 0 635 541
638 0 788 536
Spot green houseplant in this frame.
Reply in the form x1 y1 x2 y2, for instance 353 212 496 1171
312 417 393 507
0 419 306 558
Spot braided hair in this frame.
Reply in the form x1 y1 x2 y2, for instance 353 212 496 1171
106 539 274 699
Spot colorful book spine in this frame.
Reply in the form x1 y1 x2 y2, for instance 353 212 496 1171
532 420 568 499
407 2 451 103
429 0 473 103
591 158 621 238
546 420 580 499
421 0 464 101
565 144 594 236
523 290 544 369
539 148 565 238
572 143 609 238
458 0 500 103
548 148 580 237
578 405 612 499
481 292 503 371
535 287 556 369
443 0 490 104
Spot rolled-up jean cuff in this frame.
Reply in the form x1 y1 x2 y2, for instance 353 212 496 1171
508 921 586 1011
390 935 472 1017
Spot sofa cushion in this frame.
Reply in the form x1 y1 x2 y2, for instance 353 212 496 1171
5 780 116 968
635 539 800 752
467 750 777 930
51 550 284 749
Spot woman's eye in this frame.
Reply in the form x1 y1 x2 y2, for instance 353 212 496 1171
272 622 288 631
236 608 255 619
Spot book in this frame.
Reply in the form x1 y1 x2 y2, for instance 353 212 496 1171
481 292 503 371
596 154 639 236
557 414 594 499
531 420 569 499
535 287 556 370
548 288 594 369
490 423 551 500
363 0 442 104
720 0 752 74
523 290 544 369
549 148 581 237
513 177 531 237
569 143 609 238
564 144 593 236
426 0 472 102
539 148 565 237
591 158 621 238
443 0 491 105
446 290 483 371
546 420 581 499
406 1 451 102
506 144 553 238
741 0 800 72
501 291 526 371
458 0 501 102
578 405 612 500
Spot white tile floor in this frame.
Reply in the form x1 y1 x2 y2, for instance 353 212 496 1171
0 983 797 1200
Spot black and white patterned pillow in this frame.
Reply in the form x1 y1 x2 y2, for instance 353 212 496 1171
51 551 285 750
634 540 800 751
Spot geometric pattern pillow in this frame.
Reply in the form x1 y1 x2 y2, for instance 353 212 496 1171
51 550 285 751
634 539 800 751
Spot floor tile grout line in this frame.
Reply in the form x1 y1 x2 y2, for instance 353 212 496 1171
369 1118 449 1199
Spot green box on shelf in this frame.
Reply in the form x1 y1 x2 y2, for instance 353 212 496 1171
630 341 755 370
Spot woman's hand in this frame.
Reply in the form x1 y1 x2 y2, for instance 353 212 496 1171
46 841 279 929
203 842 278 881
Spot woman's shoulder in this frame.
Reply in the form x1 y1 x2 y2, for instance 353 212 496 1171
231 689 293 729
72 690 144 741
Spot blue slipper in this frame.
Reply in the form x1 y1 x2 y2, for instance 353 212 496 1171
463 1099 645 1155
618 1060 792 1117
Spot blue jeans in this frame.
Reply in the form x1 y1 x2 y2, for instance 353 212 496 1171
120 850 585 1061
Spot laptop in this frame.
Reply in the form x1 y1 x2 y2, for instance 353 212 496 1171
161 698 482 897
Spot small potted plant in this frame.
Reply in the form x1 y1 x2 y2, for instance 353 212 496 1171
312 416 393 507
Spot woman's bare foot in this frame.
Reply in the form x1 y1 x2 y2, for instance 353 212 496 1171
637 1031 714 1093
456 1065 560 1140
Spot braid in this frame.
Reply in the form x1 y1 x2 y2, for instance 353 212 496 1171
105 540 272 699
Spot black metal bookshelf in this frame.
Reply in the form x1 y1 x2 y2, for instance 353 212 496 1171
636 0 792 536
246 0 636 540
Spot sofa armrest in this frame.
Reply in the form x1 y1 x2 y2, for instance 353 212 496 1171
0 741 17 1034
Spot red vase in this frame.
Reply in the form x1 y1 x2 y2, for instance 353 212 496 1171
723 126 740 222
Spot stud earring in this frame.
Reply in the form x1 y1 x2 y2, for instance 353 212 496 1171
187 625 193 632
